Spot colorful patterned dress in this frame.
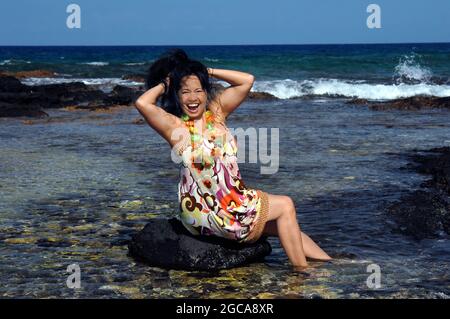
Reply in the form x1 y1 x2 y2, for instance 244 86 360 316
175 111 269 243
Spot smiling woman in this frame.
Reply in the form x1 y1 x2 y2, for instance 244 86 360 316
178 75 208 119
143 50 214 118
134 49 331 270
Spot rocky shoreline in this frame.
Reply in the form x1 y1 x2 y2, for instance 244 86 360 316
347 96 450 111
387 147 450 239
2 70 450 118
0 74 143 118
0 72 280 118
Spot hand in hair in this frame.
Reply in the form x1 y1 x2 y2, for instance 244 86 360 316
162 76 170 89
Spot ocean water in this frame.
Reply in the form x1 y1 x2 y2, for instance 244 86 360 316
1 43 450 99
0 44 450 299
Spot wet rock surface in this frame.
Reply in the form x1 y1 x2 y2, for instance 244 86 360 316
347 96 450 111
0 69 57 79
0 75 144 118
128 218 272 270
0 74 279 118
387 147 450 239
247 91 278 100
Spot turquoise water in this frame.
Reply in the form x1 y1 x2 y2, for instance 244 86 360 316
1 43 450 99
1 44 450 298
1 98 449 298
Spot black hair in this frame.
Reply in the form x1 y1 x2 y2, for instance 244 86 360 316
146 48 214 117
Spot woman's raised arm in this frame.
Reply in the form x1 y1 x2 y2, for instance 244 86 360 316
135 82 182 146
208 68 255 117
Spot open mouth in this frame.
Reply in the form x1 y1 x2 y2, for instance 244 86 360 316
186 103 200 112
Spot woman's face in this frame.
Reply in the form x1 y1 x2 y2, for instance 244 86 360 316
178 75 207 120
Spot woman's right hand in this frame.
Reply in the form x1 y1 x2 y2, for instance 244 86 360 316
161 75 170 91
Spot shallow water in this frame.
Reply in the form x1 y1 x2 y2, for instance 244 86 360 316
1 99 449 298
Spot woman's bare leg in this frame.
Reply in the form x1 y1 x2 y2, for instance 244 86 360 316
264 193 308 268
263 220 332 261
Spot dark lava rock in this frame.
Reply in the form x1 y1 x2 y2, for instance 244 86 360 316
0 76 29 93
247 91 278 100
31 82 107 107
0 75 108 117
346 96 450 111
103 85 144 106
387 147 450 239
0 69 57 79
0 101 49 118
387 190 450 239
409 147 450 195
346 98 369 105
0 75 145 117
128 218 272 270
0 73 278 118
370 96 450 111
0 77 48 117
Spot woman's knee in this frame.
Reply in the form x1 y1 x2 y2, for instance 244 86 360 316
267 193 298 223
280 196 296 219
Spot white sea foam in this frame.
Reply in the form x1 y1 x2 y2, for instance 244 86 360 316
0 59 31 65
18 76 450 100
123 62 145 66
20 77 142 92
204 57 220 62
394 53 433 84
252 78 450 100
79 61 109 66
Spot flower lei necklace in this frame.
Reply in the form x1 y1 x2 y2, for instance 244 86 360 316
181 110 219 169
181 110 216 149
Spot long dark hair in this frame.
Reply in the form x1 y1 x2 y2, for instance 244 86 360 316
146 49 214 117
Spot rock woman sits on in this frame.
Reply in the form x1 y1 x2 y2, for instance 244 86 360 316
135 49 331 270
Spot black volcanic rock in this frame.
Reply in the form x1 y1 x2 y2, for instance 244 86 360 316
103 85 143 105
0 75 146 117
387 147 450 239
409 147 450 195
0 75 111 117
128 218 272 270
347 96 450 111
371 96 450 111
346 95 450 111
247 91 278 100
0 76 29 93
0 74 280 118
387 190 450 239
30 82 107 106
0 101 49 118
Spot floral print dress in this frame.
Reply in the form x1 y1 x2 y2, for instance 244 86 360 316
175 114 269 243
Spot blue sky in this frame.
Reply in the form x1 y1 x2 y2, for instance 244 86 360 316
0 0 449 45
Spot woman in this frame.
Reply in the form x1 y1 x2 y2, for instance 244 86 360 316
135 49 331 269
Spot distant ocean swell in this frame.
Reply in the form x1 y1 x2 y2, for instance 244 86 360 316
252 79 450 100
21 76 450 101
11 52 450 101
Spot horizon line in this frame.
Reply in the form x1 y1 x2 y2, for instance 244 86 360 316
1 41 449 47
